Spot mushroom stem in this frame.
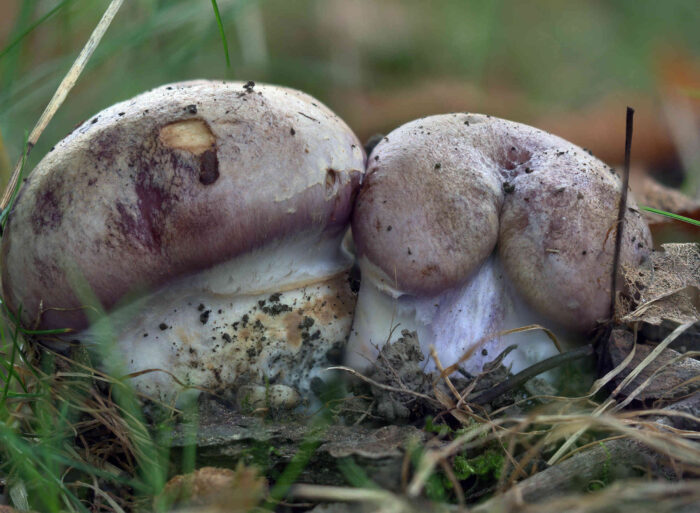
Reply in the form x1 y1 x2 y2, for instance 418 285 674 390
77 231 356 403
346 255 567 375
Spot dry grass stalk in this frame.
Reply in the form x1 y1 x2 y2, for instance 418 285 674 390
548 321 694 465
290 480 700 513
0 0 125 211
612 350 700 411
289 484 411 513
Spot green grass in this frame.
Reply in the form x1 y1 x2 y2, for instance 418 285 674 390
210 0 231 68
0 131 28 230
0 1 698 510
0 0 74 61
0 4 224 509
641 205 700 226
0 298 164 511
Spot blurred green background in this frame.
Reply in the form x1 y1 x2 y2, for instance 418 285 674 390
1 0 699 194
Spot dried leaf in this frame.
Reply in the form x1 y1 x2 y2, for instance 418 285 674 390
621 243 700 329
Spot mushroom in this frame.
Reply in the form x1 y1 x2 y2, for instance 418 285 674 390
346 113 652 375
1 80 365 405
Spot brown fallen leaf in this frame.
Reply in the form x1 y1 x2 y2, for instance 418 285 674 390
621 243 700 329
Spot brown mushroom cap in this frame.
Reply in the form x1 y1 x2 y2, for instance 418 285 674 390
2 81 364 332
352 113 651 333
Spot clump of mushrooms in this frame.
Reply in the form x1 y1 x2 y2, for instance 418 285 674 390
346 114 652 375
1 80 364 406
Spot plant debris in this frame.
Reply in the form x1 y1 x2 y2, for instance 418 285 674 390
605 329 700 403
621 243 700 326
620 243 700 351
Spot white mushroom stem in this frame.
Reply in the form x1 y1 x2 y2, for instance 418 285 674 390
77 231 355 403
346 255 569 376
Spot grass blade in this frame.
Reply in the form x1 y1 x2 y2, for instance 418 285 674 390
641 206 700 227
0 131 29 231
1 315 22 403
210 0 231 67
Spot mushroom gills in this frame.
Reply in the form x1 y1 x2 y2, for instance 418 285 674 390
77 231 356 405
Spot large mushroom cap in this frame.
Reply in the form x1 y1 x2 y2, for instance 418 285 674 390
2 80 364 332
352 113 651 332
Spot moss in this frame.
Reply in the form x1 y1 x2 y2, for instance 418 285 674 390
452 449 504 480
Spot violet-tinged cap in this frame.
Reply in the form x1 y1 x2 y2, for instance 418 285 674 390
352 113 651 331
2 81 364 332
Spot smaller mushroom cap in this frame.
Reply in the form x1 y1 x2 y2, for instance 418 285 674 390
353 113 651 330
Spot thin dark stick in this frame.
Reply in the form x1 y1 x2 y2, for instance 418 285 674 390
469 344 594 405
610 107 634 320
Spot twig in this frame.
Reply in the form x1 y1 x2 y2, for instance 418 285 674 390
610 107 634 319
439 324 562 379
430 344 472 424
470 344 594 405
352 400 376 426
289 484 402 505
